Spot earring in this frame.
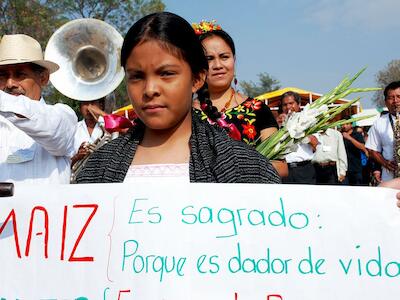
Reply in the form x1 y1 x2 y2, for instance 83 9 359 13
233 75 238 91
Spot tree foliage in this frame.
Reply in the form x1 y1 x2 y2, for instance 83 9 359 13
372 59 400 107
56 0 165 35
0 0 165 114
0 0 66 47
239 72 281 98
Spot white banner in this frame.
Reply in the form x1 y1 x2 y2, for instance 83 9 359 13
0 182 399 300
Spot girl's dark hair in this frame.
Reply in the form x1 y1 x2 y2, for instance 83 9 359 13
198 30 236 56
121 12 222 123
121 12 207 77
197 84 221 121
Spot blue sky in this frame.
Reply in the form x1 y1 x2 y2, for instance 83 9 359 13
164 0 400 108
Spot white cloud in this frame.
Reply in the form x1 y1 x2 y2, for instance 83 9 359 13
306 0 400 30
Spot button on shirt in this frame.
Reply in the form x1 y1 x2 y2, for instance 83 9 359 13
366 114 393 182
0 91 77 184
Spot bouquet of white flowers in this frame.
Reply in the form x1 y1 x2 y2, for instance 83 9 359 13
256 68 380 160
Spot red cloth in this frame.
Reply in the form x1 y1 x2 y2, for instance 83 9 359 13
103 114 134 133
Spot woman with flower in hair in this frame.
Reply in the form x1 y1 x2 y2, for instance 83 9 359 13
193 21 287 176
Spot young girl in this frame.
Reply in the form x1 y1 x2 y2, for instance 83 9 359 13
76 12 280 184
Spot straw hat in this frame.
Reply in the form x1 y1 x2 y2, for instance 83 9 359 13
0 34 59 74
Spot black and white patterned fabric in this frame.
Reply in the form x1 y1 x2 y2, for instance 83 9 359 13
76 111 280 184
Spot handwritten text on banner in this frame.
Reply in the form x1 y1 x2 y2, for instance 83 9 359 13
0 182 399 300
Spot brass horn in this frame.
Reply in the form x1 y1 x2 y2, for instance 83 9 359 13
45 18 124 101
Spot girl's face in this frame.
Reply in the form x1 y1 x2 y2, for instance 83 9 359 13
125 40 204 130
202 35 235 93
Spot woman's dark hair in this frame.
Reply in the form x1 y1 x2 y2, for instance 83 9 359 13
121 12 207 77
121 12 223 123
198 30 236 56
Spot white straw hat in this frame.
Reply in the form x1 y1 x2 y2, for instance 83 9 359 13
0 34 59 74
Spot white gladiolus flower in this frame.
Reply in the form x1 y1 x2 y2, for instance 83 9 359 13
286 113 305 139
285 105 328 139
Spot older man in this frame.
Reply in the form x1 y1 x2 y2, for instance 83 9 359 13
366 81 400 182
280 91 319 184
0 34 77 183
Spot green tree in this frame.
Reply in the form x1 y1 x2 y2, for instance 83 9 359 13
0 0 66 46
372 59 400 107
57 0 165 36
239 72 281 98
0 0 165 115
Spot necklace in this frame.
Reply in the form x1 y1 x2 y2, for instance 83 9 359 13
220 88 235 112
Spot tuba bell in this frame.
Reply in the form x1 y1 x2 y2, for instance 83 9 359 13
45 18 124 101
45 18 125 182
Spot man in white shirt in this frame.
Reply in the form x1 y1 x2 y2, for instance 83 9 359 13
280 91 319 184
366 81 400 182
71 98 106 167
0 34 77 184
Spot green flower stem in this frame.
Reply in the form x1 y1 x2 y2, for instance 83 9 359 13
305 98 360 135
319 115 376 131
256 128 288 154
266 136 292 159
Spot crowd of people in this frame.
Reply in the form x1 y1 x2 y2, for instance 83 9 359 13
275 90 382 186
0 12 399 208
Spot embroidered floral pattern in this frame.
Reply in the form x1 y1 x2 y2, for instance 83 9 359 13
224 98 264 146
198 98 268 146
242 123 256 140
243 98 262 111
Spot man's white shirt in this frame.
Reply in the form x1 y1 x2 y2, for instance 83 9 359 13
0 91 77 184
73 119 104 153
366 114 393 182
312 128 348 178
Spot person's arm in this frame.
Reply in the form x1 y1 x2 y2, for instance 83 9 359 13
368 149 397 173
365 120 393 170
271 160 288 178
342 131 367 153
308 134 319 152
0 91 77 157
87 105 107 119
259 127 277 141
